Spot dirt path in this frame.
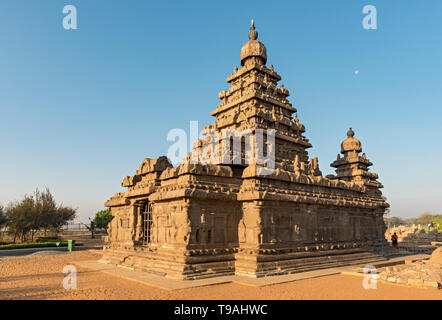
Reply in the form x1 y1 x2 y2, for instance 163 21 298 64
0 250 441 300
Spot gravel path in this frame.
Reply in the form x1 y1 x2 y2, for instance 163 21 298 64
0 250 441 300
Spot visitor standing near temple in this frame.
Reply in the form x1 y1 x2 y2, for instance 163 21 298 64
391 232 399 250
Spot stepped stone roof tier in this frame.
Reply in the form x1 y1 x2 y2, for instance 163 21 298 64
329 128 383 194
101 21 390 280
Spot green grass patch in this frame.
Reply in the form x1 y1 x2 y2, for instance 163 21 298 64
0 241 83 250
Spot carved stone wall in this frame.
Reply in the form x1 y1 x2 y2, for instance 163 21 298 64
101 22 389 279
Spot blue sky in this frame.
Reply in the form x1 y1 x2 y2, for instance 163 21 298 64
0 0 441 222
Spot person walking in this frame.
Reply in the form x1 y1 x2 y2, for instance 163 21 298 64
391 232 399 250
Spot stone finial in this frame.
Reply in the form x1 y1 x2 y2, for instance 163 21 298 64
309 157 322 177
340 127 362 154
240 19 267 66
248 19 258 40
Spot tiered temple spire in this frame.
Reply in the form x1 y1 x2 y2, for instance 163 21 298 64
328 128 383 195
208 21 312 167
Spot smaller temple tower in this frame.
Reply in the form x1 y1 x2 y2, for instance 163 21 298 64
328 128 383 196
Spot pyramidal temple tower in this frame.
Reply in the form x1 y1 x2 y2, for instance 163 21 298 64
101 22 390 280
328 128 383 196
209 20 311 166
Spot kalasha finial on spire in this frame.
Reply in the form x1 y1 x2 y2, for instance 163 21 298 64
347 128 355 138
248 19 258 40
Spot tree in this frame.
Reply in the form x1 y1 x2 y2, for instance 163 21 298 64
0 205 8 241
83 209 113 239
34 188 57 236
412 212 433 226
83 218 96 239
6 196 35 242
4 188 77 243
413 213 440 226
93 209 113 229
28 188 77 240
54 205 77 229
410 213 442 230
384 216 407 228
434 216 442 231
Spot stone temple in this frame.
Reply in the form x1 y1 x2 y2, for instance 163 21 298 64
101 21 390 279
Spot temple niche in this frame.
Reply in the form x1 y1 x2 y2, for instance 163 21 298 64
100 21 390 280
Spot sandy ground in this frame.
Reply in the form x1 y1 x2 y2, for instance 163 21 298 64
0 250 441 300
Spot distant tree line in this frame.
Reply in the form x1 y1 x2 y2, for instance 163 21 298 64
385 212 442 230
0 188 76 242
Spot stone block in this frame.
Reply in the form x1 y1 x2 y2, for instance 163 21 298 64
387 277 396 283
423 281 440 289
407 278 424 286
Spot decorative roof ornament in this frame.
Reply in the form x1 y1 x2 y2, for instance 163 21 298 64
330 128 382 192
240 19 267 66
341 127 362 154
248 19 258 40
